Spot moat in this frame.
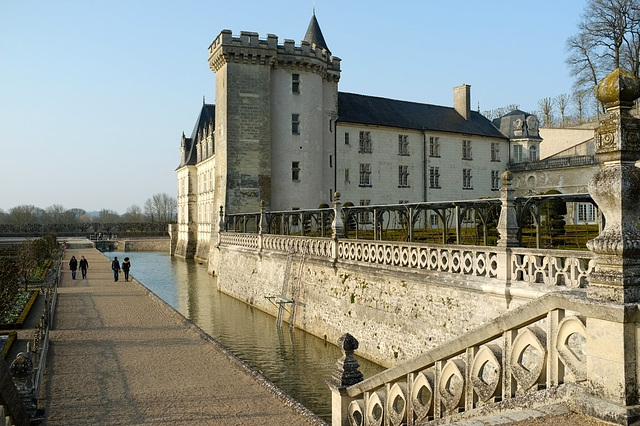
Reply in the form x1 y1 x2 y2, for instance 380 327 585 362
107 251 383 422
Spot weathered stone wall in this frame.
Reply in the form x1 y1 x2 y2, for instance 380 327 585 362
118 238 170 252
214 246 537 367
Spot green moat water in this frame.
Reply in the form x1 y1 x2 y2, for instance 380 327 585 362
108 251 383 422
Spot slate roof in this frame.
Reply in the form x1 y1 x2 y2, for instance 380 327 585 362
304 13 330 54
179 103 215 168
337 92 508 140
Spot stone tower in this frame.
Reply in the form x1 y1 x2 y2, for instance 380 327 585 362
207 13 341 230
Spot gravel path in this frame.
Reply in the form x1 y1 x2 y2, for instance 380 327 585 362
41 243 324 425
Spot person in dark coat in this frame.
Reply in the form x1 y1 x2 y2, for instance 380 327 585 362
121 257 131 282
79 255 89 279
69 256 78 280
111 257 121 282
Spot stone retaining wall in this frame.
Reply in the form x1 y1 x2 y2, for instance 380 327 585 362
117 238 170 252
214 246 543 367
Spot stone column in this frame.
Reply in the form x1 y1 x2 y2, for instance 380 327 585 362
327 333 364 426
585 69 640 421
496 170 519 283
332 192 344 263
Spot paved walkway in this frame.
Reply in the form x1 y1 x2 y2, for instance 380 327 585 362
41 241 324 425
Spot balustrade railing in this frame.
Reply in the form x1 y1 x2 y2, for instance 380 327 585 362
217 232 597 287
510 248 594 288
330 292 592 425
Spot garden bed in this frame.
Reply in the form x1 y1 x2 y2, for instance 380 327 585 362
0 291 38 329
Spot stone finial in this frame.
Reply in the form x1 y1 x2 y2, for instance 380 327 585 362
218 206 225 231
595 68 640 110
329 333 364 387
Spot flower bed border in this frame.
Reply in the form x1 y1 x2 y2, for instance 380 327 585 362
0 291 38 330
0 331 17 358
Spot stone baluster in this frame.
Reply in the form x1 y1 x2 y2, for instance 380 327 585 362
584 68 640 422
327 333 364 426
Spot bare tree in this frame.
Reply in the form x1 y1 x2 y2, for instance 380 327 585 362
44 204 67 224
144 193 177 222
555 94 571 127
482 104 520 120
8 205 44 225
572 89 590 120
566 0 640 111
97 209 121 223
538 97 554 127
123 204 145 222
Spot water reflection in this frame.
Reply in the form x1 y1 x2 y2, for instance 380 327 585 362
108 252 383 421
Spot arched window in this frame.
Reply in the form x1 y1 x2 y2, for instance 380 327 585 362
529 145 538 161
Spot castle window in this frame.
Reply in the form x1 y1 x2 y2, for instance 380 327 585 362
359 163 371 187
463 169 473 189
462 139 472 160
344 168 350 183
292 161 300 181
430 214 439 227
292 114 300 134
329 155 333 168
429 167 440 188
513 145 523 162
429 136 440 157
398 165 409 187
491 170 501 190
491 143 500 161
576 202 596 223
345 133 350 145
529 145 538 161
359 131 372 153
398 135 409 156
292 74 300 93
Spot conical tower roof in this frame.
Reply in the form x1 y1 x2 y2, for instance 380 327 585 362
304 12 330 54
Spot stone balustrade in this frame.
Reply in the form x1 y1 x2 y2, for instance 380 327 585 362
218 232 594 288
327 291 629 425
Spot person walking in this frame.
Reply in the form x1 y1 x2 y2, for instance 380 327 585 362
122 257 131 282
69 256 78 280
79 255 89 279
111 257 121 282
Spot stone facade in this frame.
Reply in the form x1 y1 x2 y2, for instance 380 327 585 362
175 14 514 259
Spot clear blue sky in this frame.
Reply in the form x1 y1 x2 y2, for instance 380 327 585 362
0 0 586 214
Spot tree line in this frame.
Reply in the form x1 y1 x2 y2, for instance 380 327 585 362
0 193 177 225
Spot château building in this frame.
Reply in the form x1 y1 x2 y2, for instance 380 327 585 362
174 14 522 259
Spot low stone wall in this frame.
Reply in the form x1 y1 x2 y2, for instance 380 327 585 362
117 238 170 252
213 245 548 367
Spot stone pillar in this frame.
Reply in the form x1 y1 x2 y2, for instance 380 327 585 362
585 69 640 422
327 333 364 426
496 170 519 283
332 192 344 263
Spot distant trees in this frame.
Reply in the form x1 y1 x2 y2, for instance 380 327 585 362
566 0 640 112
0 193 177 225
144 193 177 222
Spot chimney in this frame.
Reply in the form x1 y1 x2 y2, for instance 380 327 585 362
454 84 471 120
